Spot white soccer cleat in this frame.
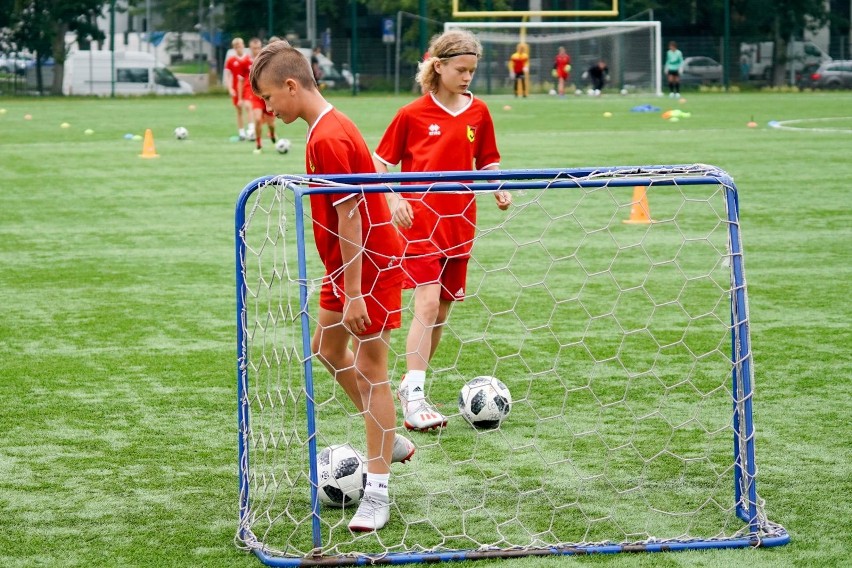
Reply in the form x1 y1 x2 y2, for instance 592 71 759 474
398 376 448 431
348 493 390 532
392 433 416 464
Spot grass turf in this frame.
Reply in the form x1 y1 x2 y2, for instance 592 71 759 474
0 91 850 567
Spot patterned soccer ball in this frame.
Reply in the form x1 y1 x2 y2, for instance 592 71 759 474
173 126 188 140
316 444 365 507
458 376 512 429
275 138 292 154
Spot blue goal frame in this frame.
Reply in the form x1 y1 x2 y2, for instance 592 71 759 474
234 166 790 566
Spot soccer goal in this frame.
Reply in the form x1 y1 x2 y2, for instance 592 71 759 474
234 166 789 566
444 20 663 95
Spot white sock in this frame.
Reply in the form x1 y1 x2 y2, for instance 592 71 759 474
404 370 426 403
365 472 389 498
239 128 246 138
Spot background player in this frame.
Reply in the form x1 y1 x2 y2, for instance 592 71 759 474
665 41 684 98
373 29 512 432
250 40 413 532
508 42 530 97
223 37 252 140
584 59 609 96
246 38 277 153
553 46 571 96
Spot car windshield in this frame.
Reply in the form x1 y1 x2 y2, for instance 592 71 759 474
154 67 179 88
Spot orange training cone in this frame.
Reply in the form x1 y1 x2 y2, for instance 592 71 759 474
139 128 159 158
623 185 656 224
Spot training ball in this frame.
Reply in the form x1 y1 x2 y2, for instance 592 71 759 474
275 138 292 154
503 104 512 111
84 128 94 135
60 122 70 129
174 126 189 140
0 108 6 114
24 114 32 120
549 89 557 95
747 121 757 128
620 88 628 95
603 111 613 118
574 88 583 96
679 97 687 104
316 444 365 507
458 376 512 429
188 104 197 111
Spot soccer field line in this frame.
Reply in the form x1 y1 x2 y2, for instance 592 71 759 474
768 116 852 133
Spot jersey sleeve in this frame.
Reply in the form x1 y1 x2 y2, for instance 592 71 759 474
373 110 408 167
475 107 501 170
311 135 360 203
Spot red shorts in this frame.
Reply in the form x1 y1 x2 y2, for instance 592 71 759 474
319 274 403 336
403 255 468 301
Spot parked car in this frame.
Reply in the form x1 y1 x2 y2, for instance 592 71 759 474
796 63 820 88
0 52 33 75
679 56 723 84
810 60 852 89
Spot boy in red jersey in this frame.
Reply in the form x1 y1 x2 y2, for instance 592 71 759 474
224 38 252 140
373 29 512 432
553 46 572 96
250 41 414 532
246 38 277 153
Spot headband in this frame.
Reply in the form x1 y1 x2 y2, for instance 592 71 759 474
439 51 479 59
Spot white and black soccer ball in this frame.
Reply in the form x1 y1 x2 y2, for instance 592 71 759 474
458 376 512 429
275 138 292 154
173 126 188 140
315 443 365 507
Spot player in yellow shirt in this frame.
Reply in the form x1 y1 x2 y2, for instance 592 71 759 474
508 42 530 97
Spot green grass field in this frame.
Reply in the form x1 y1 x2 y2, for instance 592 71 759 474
0 91 850 568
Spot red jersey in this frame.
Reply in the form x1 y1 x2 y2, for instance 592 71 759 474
555 53 571 79
373 93 500 257
225 52 251 93
306 107 403 293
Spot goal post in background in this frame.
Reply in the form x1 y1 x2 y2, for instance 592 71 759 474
451 0 620 19
445 21 663 96
234 166 789 566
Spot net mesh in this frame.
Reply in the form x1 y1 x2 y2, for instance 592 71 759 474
446 21 661 94
235 166 786 563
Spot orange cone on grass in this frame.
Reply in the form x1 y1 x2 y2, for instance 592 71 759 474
139 128 159 158
623 185 656 224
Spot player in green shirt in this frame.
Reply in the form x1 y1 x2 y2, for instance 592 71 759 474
665 41 684 98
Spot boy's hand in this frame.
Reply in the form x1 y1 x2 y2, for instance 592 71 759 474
389 194 414 228
343 296 370 335
494 190 512 210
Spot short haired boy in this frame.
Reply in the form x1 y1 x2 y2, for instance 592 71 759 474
250 41 414 532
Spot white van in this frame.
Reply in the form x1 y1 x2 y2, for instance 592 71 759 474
62 50 193 96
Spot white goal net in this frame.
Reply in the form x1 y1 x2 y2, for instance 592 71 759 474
234 166 788 565
445 21 663 95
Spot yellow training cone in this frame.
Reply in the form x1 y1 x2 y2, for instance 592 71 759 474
139 128 159 158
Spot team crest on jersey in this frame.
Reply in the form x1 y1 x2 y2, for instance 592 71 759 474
466 125 476 142
309 156 316 173
428 123 441 136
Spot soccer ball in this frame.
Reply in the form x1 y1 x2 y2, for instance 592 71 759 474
173 126 188 140
458 376 512 429
275 138 292 154
315 444 365 507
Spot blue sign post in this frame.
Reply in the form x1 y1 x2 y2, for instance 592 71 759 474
382 18 395 44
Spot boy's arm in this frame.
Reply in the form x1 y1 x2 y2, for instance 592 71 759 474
483 164 511 210
335 197 370 334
